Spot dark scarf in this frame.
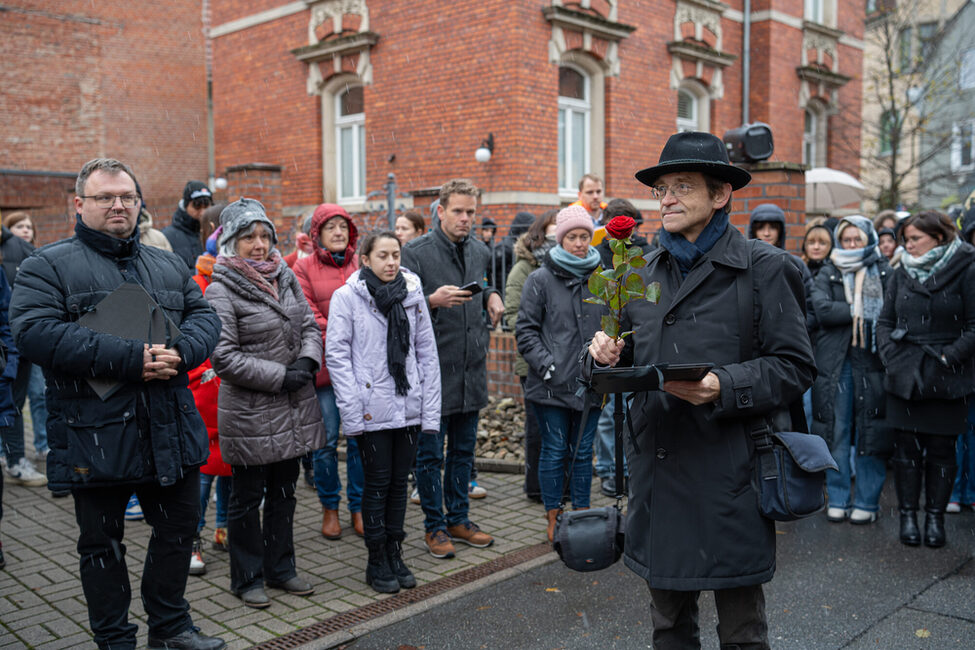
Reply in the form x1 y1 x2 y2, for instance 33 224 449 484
75 214 141 261
360 266 411 396
216 250 284 301
656 209 730 277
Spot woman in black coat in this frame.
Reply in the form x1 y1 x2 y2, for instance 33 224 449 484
810 216 893 525
877 211 975 548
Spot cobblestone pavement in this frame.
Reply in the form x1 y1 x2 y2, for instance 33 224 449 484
0 455 613 649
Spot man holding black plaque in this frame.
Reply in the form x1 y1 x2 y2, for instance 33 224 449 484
9 158 225 650
588 132 815 648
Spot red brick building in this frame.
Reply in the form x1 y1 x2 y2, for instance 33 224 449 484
209 0 866 249
0 1 209 243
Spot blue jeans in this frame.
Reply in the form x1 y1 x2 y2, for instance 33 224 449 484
594 393 629 479
802 387 813 434
416 411 478 533
312 385 363 512
198 473 230 532
826 358 886 511
27 364 49 454
950 400 975 505
534 404 600 511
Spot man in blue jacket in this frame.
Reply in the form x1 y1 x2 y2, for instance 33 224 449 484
9 158 225 650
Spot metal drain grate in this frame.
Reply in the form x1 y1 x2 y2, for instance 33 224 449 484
250 542 553 649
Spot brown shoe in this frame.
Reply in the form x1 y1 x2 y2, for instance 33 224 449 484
446 521 494 548
351 511 364 537
424 530 456 559
321 508 341 540
546 509 560 543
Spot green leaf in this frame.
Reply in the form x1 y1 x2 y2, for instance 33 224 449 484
609 238 625 255
613 263 631 280
588 270 608 296
619 330 634 339
646 281 661 304
625 273 645 293
609 294 620 311
601 315 620 338
626 246 644 260
583 296 606 305
600 268 617 281
612 252 625 268
629 256 646 268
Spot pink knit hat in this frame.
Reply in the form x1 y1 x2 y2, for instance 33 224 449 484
554 205 595 245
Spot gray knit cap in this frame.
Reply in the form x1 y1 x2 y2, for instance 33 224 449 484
218 197 278 253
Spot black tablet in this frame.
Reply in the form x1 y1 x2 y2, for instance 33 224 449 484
656 362 714 382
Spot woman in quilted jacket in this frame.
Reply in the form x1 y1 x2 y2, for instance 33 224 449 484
206 198 325 609
326 231 441 594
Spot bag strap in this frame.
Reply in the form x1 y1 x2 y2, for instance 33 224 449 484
559 390 626 511
560 389 593 512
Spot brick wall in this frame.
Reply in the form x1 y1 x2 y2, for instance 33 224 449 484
0 0 209 236
486 331 522 404
730 163 808 254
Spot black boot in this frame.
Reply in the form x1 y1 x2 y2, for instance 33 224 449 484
923 462 957 548
386 538 417 589
365 539 400 593
893 459 921 546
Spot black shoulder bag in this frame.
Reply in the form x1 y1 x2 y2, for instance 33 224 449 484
737 247 837 521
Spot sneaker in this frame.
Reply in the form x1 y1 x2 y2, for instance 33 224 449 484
447 521 494 548
125 494 144 521
946 501 961 513
4 457 47 487
826 507 848 522
410 488 421 505
849 508 878 525
424 530 456 559
189 537 206 576
600 477 617 497
469 480 487 499
212 526 229 551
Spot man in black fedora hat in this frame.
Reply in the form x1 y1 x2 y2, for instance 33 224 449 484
589 131 815 648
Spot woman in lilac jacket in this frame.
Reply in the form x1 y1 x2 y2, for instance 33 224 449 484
325 230 441 594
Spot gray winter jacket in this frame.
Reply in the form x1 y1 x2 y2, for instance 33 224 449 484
325 268 441 434
515 255 607 410
401 226 498 416
206 260 326 465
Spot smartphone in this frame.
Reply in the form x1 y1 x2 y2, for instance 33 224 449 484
459 281 484 295
656 362 714 382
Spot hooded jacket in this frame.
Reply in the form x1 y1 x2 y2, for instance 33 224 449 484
162 202 203 269
504 233 544 377
325 268 441 435
747 203 786 249
1 225 34 285
293 205 359 387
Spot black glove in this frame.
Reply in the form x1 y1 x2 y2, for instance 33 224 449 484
281 368 313 393
287 357 318 375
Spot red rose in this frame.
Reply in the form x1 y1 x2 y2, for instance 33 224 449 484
604 215 636 240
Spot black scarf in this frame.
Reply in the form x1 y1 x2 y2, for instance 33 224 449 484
360 266 411 396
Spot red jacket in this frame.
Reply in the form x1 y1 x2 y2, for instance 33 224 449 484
190 260 231 476
293 205 359 387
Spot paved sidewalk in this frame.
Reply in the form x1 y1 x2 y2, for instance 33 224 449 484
0 458 606 649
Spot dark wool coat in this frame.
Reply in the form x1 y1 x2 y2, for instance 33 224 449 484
515 255 607 410
162 206 203 270
206 262 326 466
611 227 815 590
9 227 221 491
401 226 497 416
877 243 975 403
809 260 893 456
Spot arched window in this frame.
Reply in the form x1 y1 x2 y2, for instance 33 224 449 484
676 81 709 133
803 102 828 167
677 89 697 132
335 86 366 202
558 65 591 194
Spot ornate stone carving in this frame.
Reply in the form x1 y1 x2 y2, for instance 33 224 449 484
543 3 635 77
295 0 376 94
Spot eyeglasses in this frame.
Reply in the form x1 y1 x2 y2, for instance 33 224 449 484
649 183 696 200
192 199 213 209
80 194 141 208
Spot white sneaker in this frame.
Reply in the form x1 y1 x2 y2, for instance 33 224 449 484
849 508 878 524
946 502 962 514
469 480 487 499
410 488 421 505
188 537 206 576
4 457 47 487
826 507 848 522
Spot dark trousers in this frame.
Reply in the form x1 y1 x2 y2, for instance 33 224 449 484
0 359 31 463
229 458 299 593
520 376 541 498
648 584 769 650
895 431 957 466
359 427 419 545
73 470 200 650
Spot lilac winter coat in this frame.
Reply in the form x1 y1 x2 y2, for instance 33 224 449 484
325 268 441 435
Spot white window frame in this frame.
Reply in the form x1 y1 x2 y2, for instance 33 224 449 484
802 101 827 168
951 121 975 174
558 64 591 196
335 87 366 203
676 80 709 133
803 109 818 168
804 0 824 24
677 89 697 132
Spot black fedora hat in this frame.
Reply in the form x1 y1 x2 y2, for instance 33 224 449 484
635 131 751 190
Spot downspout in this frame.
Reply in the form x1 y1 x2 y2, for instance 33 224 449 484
742 0 751 124
203 0 216 188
